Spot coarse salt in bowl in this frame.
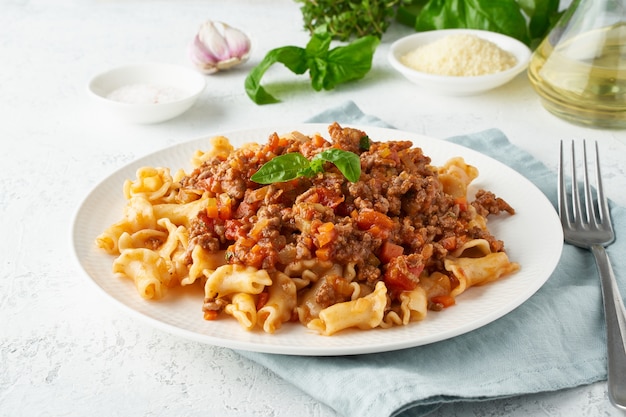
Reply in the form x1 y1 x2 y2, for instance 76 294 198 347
388 29 532 96
87 63 206 124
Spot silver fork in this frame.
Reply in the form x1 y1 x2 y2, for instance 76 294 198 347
558 140 626 410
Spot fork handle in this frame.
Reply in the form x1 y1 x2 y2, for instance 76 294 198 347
591 244 626 410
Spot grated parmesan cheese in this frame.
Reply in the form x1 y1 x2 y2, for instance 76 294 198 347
400 34 517 77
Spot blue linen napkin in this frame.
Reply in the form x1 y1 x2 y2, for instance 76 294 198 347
237 101 625 417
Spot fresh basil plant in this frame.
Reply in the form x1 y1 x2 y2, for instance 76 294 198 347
245 33 379 105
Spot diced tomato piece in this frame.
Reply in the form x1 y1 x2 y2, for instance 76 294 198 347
316 188 344 209
384 271 417 292
256 292 269 310
379 241 404 264
224 219 244 241
235 201 258 218
383 258 424 292
197 209 210 224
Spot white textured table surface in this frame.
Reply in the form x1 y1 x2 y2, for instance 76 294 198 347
2 1 626 416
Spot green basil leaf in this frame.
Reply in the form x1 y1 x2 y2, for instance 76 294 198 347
305 32 333 56
250 153 311 184
415 0 530 45
517 0 561 47
396 1 429 27
305 33 332 91
313 149 361 182
246 33 378 104
308 56 329 91
244 46 308 105
308 158 325 175
323 35 380 90
251 149 361 184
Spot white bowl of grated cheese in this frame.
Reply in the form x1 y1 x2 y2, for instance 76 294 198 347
388 29 531 96
88 63 206 124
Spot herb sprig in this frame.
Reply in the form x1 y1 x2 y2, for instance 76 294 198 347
251 149 361 184
244 33 379 105
296 0 411 41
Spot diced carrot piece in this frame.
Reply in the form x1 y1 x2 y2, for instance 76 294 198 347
357 210 394 230
316 222 336 247
206 197 219 219
454 196 468 212
315 247 332 261
203 310 219 320
431 295 456 308
218 194 232 220
312 134 327 148
368 225 389 239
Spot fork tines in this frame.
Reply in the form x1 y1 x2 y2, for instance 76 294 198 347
558 140 612 230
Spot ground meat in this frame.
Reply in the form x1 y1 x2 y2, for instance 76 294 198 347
188 212 223 253
314 275 354 308
472 189 515 217
202 297 228 313
328 122 368 154
178 123 515 302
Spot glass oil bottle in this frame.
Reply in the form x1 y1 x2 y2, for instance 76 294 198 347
528 0 626 128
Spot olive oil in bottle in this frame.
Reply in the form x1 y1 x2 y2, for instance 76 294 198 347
528 1 626 129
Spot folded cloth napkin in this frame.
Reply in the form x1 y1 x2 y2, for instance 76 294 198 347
238 101 625 417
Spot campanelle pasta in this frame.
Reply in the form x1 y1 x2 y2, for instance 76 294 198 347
96 123 520 336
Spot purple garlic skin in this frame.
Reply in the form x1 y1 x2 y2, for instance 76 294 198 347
190 21 251 74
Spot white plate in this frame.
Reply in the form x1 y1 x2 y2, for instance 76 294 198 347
71 124 563 356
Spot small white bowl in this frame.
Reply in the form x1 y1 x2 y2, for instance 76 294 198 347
88 63 206 124
388 29 531 96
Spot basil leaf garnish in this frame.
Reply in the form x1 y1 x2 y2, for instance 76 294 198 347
250 149 361 184
250 153 311 184
312 149 361 183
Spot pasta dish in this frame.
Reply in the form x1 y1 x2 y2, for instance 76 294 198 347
96 123 519 336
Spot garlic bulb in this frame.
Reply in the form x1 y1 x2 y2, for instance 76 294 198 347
190 21 251 74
